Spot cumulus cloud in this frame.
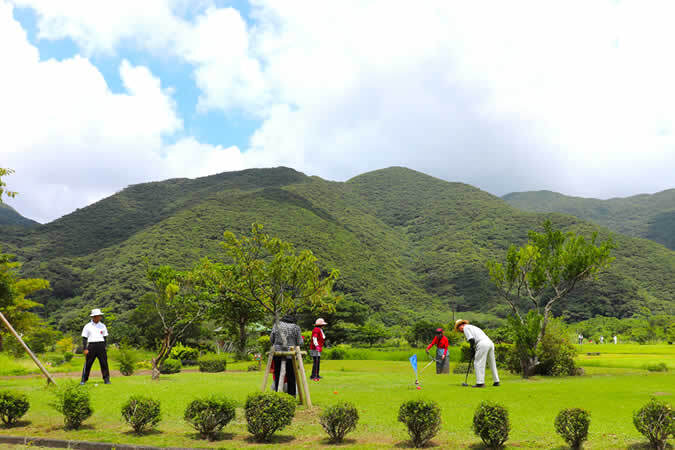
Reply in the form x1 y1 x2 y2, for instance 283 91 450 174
3 0 675 222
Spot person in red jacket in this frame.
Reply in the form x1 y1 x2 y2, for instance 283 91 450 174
310 318 327 381
426 328 450 374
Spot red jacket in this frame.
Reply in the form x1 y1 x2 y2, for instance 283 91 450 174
426 335 449 357
310 326 326 352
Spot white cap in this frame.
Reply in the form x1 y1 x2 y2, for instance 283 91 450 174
90 308 104 317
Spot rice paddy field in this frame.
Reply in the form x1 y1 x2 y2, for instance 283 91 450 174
0 344 672 449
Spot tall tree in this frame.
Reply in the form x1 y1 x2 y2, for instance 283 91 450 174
145 264 210 380
220 223 340 326
487 220 614 377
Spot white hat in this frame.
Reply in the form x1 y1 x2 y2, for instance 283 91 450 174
315 318 328 326
90 308 104 317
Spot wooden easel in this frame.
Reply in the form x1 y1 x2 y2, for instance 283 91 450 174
261 346 312 407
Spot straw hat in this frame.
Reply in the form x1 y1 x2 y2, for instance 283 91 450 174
315 318 328 326
90 308 104 317
454 319 469 332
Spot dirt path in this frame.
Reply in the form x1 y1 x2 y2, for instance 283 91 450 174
0 368 245 380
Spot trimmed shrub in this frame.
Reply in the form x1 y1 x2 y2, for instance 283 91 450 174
473 401 510 448
494 343 513 368
453 362 473 374
184 396 236 440
320 401 359 443
198 354 227 373
325 346 347 360
460 343 473 362
159 358 182 374
397 400 442 448
633 398 673 450
645 362 668 372
257 335 271 352
0 391 29 426
247 363 260 372
121 396 161 434
63 352 74 362
116 345 138 376
245 391 296 442
555 408 590 449
170 343 199 364
50 382 93 430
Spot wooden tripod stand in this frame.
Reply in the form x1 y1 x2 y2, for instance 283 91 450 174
260 346 312 407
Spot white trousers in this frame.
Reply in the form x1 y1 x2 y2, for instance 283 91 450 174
474 339 499 384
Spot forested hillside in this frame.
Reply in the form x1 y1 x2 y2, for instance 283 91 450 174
503 189 675 250
0 203 39 228
1 167 673 328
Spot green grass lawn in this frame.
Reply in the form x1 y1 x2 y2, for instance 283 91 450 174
0 345 673 448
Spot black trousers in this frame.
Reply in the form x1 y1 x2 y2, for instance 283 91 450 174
310 356 321 379
272 356 296 396
81 342 110 382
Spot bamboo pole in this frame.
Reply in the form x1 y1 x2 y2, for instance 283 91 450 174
261 351 274 391
278 358 287 392
294 346 312 407
0 312 56 385
290 355 304 405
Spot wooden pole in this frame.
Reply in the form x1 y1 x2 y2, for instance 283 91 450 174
278 358 287 393
261 351 274 392
0 312 56 385
294 346 312 407
290 355 304 406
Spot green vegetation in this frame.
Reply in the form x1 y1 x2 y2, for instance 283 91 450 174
0 345 672 448
121 395 161 434
554 408 590 450
473 401 510 448
398 399 442 447
503 189 675 250
320 401 360 443
0 203 39 228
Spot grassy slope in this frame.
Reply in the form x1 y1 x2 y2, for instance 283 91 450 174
0 346 673 448
503 189 675 250
1 167 673 326
0 203 39 228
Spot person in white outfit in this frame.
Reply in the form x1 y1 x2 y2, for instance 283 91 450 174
455 319 500 388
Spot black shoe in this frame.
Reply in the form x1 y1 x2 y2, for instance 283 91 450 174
104 379 111 385
472 384 485 388
493 382 500 387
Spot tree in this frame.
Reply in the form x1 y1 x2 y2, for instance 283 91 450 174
194 258 265 360
220 223 340 326
145 264 211 380
487 220 614 377
0 168 17 201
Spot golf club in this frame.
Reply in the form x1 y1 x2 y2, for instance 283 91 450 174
461 355 474 387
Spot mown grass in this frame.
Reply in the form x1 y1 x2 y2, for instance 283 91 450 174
0 345 672 448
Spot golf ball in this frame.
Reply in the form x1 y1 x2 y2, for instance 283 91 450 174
333 391 338 394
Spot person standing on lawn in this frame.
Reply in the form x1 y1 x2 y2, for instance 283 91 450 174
455 319 500 388
270 314 303 396
80 308 110 385
309 318 327 381
425 328 450 374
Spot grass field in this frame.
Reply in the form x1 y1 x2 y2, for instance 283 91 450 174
0 345 672 449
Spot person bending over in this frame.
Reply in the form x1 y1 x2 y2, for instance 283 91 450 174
454 319 499 388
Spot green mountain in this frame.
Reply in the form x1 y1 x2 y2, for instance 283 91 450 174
503 189 675 250
1 167 673 327
0 203 39 228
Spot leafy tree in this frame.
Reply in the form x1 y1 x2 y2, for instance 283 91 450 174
0 168 17 201
144 264 211 380
194 258 265 359
219 223 340 326
487 220 614 376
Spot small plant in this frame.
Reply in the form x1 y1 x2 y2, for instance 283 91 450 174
633 398 673 450
184 396 236 440
0 391 29 427
159 358 182 374
245 391 296 442
247 363 260 372
320 401 359 443
473 401 510 448
121 395 161 434
63 352 74 362
116 345 138 376
453 362 473 374
555 408 590 449
645 362 668 372
170 342 199 364
50 382 93 430
257 335 271 352
198 354 227 373
397 399 442 448
326 346 347 360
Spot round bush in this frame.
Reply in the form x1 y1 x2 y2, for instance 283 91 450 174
320 401 359 443
170 343 199 364
121 395 161 434
473 401 510 448
0 391 29 427
116 346 138 376
245 391 296 442
555 408 590 449
51 382 93 430
63 352 74 362
633 398 674 450
397 399 442 448
646 362 668 372
159 358 182 374
198 354 227 373
184 396 236 440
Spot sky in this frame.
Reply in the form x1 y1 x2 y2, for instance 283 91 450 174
1 0 673 224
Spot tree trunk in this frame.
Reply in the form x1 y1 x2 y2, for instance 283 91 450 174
151 358 160 380
236 320 247 360
152 331 172 381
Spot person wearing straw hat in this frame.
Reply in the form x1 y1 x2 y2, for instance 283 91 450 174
80 308 110 385
425 328 450 374
454 319 500 388
309 318 327 381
